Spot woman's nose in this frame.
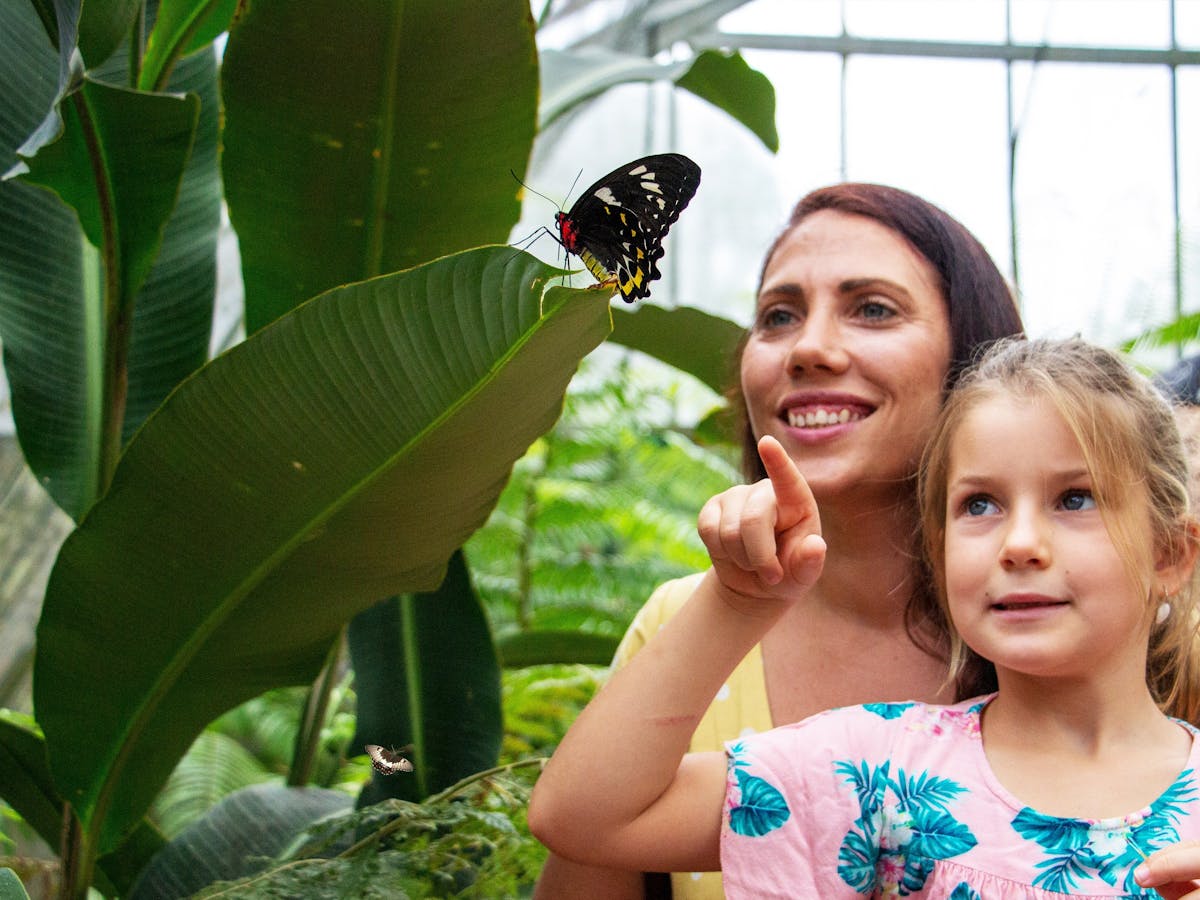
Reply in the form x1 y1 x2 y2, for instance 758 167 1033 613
786 307 849 374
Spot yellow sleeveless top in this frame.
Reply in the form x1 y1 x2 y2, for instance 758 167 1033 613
610 573 774 900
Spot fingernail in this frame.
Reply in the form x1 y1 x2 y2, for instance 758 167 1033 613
1133 863 1149 884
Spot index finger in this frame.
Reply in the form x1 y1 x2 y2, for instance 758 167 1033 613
757 436 816 532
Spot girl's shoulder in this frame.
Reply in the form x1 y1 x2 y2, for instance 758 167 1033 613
729 694 993 761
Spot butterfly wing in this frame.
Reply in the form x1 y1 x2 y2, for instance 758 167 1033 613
365 743 414 775
557 154 701 302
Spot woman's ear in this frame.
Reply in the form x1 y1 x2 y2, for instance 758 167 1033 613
1156 518 1200 597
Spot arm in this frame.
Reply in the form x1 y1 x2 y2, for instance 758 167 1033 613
528 437 826 873
532 856 649 900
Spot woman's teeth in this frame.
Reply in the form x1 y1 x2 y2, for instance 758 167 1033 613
787 408 863 428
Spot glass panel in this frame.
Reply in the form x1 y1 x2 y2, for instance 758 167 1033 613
719 0 844 36
845 0 1007 42
1179 0 1200 49
1179 67 1200 320
674 50 847 322
1009 0 1171 49
843 56 1013 278
1011 63 1174 349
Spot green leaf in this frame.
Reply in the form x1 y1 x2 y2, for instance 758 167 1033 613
0 868 31 900
495 630 621 667
221 0 539 332
1121 311 1200 353
120 47 220 445
0 711 163 896
5 0 82 165
610 303 744 393
150 731 276 838
34 246 613 854
17 77 199 307
139 0 238 91
77 0 140 70
351 552 501 804
540 48 779 153
0 14 217 519
129 784 351 900
0 6 93 516
676 50 779 153
0 712 58 851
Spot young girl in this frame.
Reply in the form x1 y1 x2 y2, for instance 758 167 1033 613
529 337 1200 897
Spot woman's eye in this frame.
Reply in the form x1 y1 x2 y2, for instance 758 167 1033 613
1060 490 1095 512
964 496 996 517
858 300 895 321
758 307 797 330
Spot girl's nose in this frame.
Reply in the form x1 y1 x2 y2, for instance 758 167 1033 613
786 307 849 375
1000 506 1051 569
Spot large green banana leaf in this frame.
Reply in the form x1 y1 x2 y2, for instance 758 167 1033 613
221 0 539 333
0 0 220 520
33 246 613 856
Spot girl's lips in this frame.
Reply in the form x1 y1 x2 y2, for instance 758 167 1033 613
989 595 1070 619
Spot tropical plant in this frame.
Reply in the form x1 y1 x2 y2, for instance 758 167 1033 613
0 0 769 895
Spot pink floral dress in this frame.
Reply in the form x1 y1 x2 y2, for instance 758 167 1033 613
722 695 1200 898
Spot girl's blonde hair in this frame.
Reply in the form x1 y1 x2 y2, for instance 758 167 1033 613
918 337 1200 721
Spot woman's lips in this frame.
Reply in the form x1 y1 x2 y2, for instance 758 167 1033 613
785 406 866 428
780 395 874 430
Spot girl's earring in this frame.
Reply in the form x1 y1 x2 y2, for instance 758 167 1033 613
1157 586 1173 625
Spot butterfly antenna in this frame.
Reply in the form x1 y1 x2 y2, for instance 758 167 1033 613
510 168 563 211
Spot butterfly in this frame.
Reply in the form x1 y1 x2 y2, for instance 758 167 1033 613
364 744 413 775
553 153 701 302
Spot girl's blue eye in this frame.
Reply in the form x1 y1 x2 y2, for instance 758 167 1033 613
1060 490 1095 511
965 496 996 516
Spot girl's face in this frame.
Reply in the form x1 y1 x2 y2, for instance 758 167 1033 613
740 210 951 502
943 393 1154 684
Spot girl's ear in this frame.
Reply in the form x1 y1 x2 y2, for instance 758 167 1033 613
1156 518 1200 597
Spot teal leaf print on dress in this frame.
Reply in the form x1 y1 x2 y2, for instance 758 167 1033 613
728 765 790 837
909 808 979 860
949 883 982 900
836 759 891 817
894 770 968 813
1012 768 1197 895
836 825 880 893
834 761 976 896
864 701 915 719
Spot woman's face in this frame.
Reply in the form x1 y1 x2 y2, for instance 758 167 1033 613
741 209 952 502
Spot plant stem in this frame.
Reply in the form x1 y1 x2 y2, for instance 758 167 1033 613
289 633 344 786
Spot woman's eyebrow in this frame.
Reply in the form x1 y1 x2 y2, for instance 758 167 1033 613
838 276 914 300
757 282 805 300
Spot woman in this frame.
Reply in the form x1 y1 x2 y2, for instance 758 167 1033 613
533 183 1023 899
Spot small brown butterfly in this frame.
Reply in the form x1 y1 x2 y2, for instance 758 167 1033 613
365 744 413 775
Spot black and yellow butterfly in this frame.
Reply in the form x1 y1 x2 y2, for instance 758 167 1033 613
554 153 701 302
